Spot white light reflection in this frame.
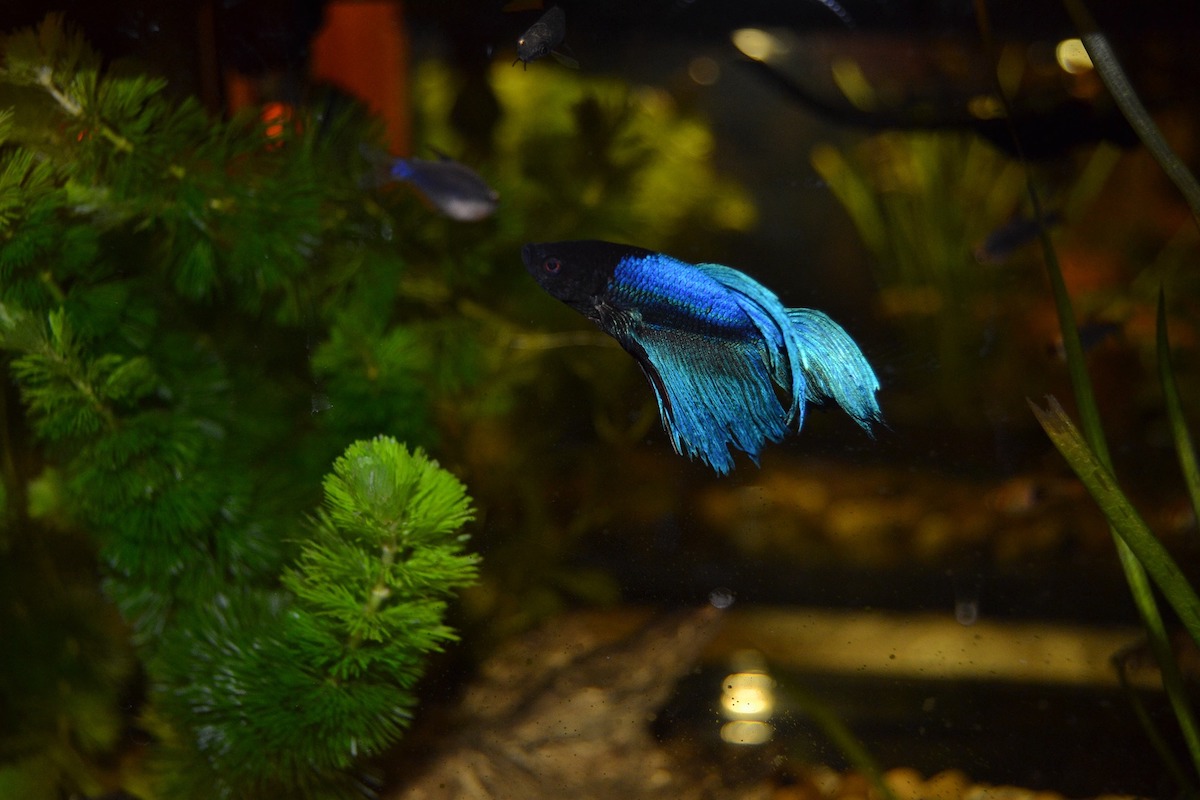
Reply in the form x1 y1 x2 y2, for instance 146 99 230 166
721 719 774 745
709 587 735 609
721 671 774 716
719 650 776 745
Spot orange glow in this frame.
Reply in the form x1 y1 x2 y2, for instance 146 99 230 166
260 101 296 146
310 1 411 156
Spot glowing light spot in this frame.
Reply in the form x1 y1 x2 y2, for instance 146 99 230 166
260 101 296 149
721 671 775 717
721 719 774 745
709 587 735 609
718 651 776 747
967 94 1005 120
731 28 786 62
1056 38 1093 74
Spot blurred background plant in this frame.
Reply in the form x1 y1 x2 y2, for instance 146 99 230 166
799 31 1200 444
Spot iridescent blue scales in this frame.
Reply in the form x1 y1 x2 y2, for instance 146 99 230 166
521 240 881 474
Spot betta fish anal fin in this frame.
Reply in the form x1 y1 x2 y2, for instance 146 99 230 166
615 321 791 474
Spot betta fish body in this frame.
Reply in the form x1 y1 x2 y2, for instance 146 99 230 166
521 240 881 474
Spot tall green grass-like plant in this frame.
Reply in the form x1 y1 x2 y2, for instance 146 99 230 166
969 0 1200 788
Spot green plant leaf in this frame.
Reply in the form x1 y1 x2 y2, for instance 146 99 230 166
1157 290 1200 534
1029 397 1200 645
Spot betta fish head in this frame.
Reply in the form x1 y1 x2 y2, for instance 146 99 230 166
522 240 651 315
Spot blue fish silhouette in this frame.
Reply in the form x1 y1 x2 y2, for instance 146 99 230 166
521 240 881 473
362 147 498 222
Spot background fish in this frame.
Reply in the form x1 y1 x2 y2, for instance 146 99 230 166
521 240 881 474
514 6 578 69
364 148 499 222
974 210 1064 264
1048 320 1122 361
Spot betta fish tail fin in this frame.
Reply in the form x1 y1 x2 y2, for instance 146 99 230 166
785 308 881 433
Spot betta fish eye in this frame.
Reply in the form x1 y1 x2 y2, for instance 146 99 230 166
543 257 562 274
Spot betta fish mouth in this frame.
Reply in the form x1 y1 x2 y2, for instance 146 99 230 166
520 243 538 267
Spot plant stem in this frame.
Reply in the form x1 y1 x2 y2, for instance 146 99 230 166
1061 0 1200 227
37 66 134 153
976 0 1200 785
347 542 396 651
1157 290 1200 536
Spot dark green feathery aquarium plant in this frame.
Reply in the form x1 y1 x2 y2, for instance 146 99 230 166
0 15 482 799
0 11 757 797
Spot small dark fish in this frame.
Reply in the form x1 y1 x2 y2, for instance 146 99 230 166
974 210 1063 264
522 240 881 474
1048 320 1121 361
365 149 498 222
514 6 578 69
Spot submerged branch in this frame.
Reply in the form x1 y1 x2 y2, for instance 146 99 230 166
36 65 134 154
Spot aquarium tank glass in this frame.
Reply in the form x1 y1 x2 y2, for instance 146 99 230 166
2 1 1199 798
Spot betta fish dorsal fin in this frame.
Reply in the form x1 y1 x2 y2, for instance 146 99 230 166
693 262 807 423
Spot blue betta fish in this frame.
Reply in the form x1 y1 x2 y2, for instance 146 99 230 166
521 240 881 474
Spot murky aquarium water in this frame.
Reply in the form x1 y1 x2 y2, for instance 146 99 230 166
2 1 1199 798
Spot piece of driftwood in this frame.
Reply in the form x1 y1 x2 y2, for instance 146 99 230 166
391 606 751 800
